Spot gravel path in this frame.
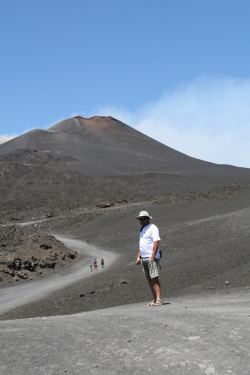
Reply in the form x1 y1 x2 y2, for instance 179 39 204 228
0 234 118 316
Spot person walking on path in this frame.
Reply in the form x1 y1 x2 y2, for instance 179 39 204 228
136 211 162 307
101 258 104 268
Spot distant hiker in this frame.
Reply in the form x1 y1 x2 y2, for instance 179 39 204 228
93 258 97 266
136 211 162 307
101 258 104 268
90 264 93 272
94 262 98 271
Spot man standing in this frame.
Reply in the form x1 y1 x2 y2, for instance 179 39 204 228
136 211 162 306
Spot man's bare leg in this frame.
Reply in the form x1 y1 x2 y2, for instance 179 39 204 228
148 277 161 302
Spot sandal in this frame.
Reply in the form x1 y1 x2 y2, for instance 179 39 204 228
152 300 162 306
146 301 156 307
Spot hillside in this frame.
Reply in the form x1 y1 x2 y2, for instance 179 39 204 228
0 116 250 318
1 116 250 178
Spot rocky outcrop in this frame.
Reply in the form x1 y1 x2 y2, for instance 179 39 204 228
0 225 79 286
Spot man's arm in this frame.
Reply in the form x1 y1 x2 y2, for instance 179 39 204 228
136 250 141 264
151 240 160 260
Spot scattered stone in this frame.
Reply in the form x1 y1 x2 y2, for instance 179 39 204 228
18 272 28 279
118 280 128 285
96 203 112 208
40 243 52 250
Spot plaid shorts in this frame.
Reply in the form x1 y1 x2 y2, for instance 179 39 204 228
141 258 160 279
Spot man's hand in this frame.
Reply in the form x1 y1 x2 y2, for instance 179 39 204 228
136 257 141 265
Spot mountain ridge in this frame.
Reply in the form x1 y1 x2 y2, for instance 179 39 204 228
1 116 249 178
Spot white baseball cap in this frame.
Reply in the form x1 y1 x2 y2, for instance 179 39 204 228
136 211 152 220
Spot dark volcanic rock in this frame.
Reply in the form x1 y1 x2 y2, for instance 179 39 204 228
0 148 249 223
0 225 79 285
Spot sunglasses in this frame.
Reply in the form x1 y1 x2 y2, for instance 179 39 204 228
139 217 148 221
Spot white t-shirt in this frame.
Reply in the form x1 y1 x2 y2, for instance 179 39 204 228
139 223 161 258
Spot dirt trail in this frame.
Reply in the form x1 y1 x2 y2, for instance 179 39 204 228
0 234 118 316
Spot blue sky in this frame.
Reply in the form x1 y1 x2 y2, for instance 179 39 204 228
1 0 250 167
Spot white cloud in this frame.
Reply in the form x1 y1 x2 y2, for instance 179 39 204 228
86 76 250 168
0 136 15 145
22 116 66 134
0 116 66 145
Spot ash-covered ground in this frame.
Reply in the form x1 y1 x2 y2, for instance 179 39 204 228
0 116 250 321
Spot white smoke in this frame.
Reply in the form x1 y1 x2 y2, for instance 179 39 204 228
87 76 250 168
0 136 14 145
